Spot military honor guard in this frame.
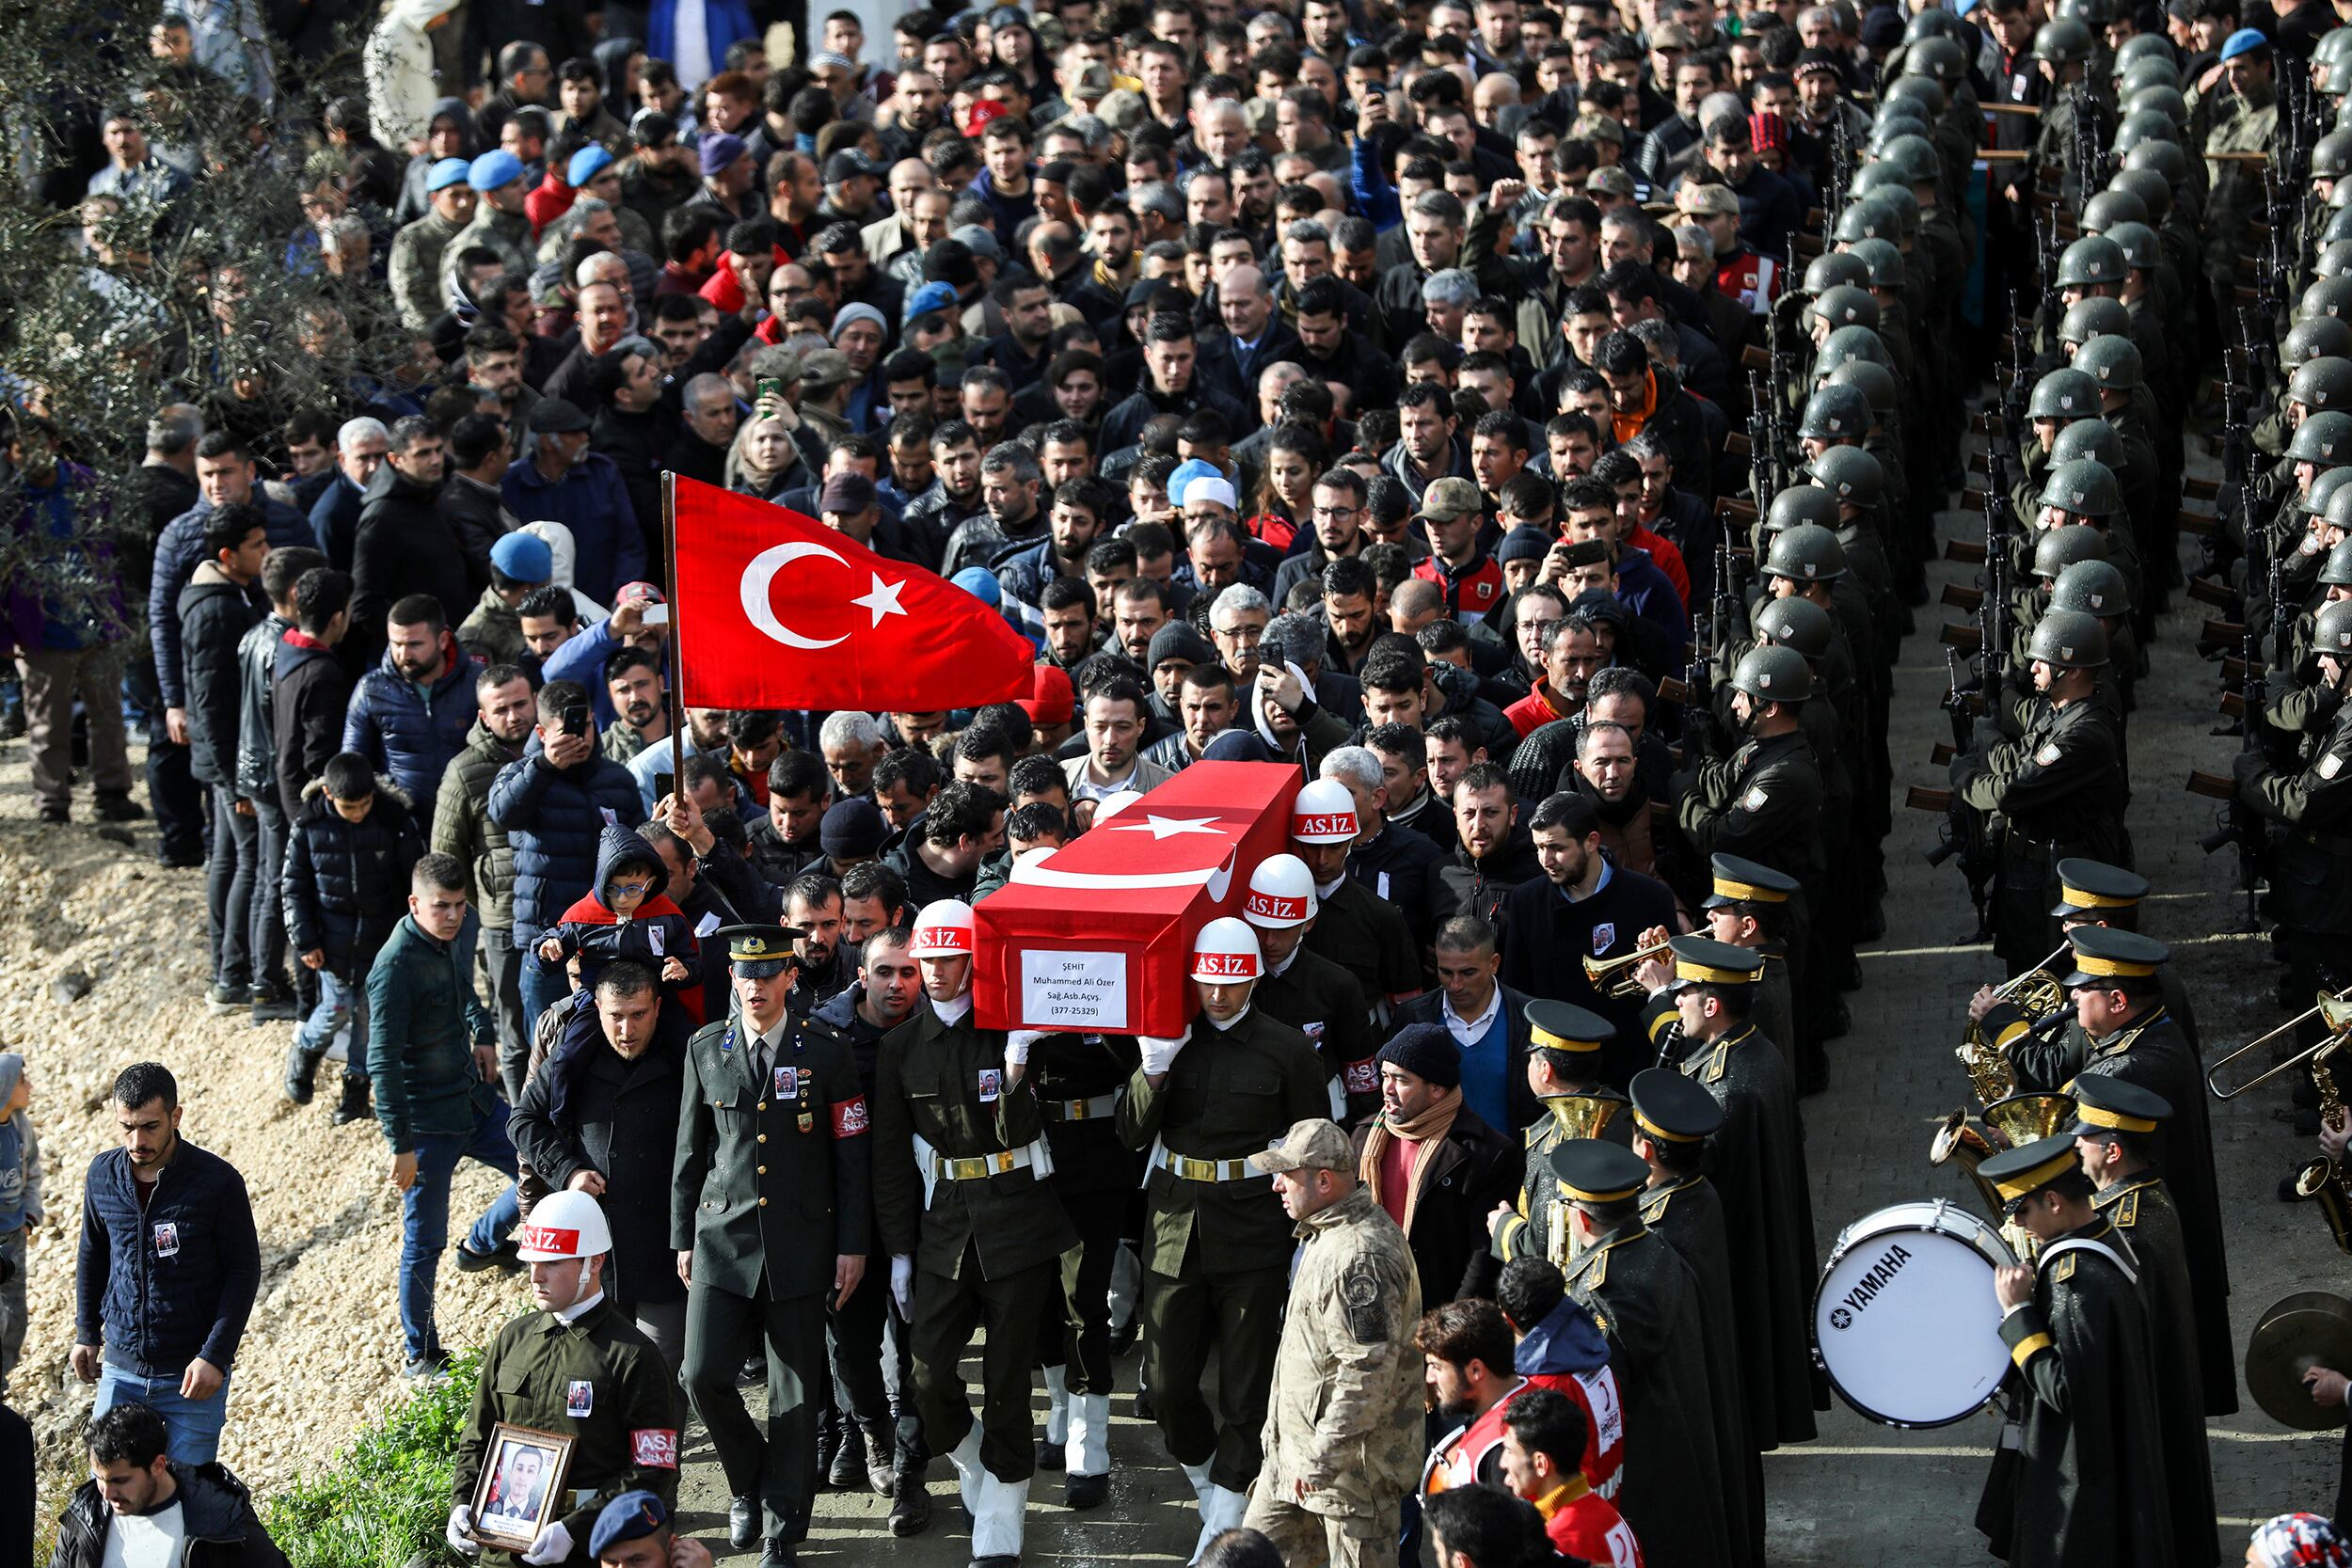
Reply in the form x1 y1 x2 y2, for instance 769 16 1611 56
1490 1002 1627 1271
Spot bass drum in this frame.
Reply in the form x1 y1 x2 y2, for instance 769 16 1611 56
1813 1199 2018 1428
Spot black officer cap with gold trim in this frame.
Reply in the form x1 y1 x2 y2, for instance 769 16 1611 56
2066 1075 2170 1138
2050 857 2148 919
2059 925 2167 988
1525 999 1614 1057
1701 853 1799 911
1545 1138 1652 1204
1628 1068 1724 1145
715 923 807 979
1662 934 1765 991
1978 1133 2079 1210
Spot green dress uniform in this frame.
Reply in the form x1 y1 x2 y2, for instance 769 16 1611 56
454 1298 683 1566
1118 1005 1329 1491
1490 1092 1631 1268
871 999 1078 1490
1029 1030 1142 1444
1301 875 1422 1022
671 1004 871 1545
1253 946 1376 1119
1638 1170 1760 1568
2093 1173 2220 1564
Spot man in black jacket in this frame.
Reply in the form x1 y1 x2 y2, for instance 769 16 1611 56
351 419 471 669
1349 1023 1521 1307
51 1403 287 1568
272 569 355 826
181 507 269 1015
233 546 324 1025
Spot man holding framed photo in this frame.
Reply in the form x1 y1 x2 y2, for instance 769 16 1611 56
448 1191 681 1566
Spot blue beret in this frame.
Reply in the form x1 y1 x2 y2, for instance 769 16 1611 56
427 157 473 192
2220 26 2271 58
587 1491 668 1560
904 281 959 322
568 145 615 187
490 531 553 582
953 566 1002 606
469 150 525 191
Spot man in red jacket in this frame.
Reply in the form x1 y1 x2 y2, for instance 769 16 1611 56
1500 1386 1643 1565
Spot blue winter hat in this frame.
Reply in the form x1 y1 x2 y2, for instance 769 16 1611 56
904 281 959 322
2220 26 2270 58
469 150 525 191
567 145 615 186
588 1492 669 1559
490 531 553 583
427 157 472 192
1167 457 1220 504
953 566 1003 606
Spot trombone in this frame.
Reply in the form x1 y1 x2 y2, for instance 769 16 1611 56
1583 941 1674 999
2208 986 2352 1100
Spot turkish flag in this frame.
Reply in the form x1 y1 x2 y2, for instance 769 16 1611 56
669 474 1034 710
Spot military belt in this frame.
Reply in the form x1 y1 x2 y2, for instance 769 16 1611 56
1157 1148 1266 1182
1043 1093 1120 1122
2300 828 2352 854
932 1147 1037 1180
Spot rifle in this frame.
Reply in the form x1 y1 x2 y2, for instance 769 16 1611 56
1746 368 1773 515
2197 622 2266 932
1925 646 1999 942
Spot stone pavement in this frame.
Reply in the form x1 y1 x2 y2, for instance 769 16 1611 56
672 504 2344 1567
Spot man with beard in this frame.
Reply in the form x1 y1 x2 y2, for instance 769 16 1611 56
997 480 1107 644
1503 614 1604 747
1291 277 1396 416
346 598 481 829
1377 191 1470 354
599 648 669 765
903 421 987 563
1100 313 1250 456
876 73 946 164
1436 765 1543 934
434 665 539 1101
943 443 1047 579
975 277 1057 393
1570 721 1657 879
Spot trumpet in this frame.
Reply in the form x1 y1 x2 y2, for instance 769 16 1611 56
2207 987 2352 1100
1582 941 1674 998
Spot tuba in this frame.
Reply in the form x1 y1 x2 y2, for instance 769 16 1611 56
1541 1092 1625 1141
1929 1090 2076 1217
1955 949 2070 1106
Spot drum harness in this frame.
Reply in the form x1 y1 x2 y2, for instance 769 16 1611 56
1990 1231 2139 1449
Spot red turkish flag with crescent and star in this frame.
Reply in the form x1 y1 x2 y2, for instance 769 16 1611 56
669 474 1034 710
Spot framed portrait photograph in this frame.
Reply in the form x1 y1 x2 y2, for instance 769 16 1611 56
470 1424 577 1551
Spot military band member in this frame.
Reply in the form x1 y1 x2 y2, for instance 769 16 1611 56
1119 917 1331 1560
1663 854 1802 1074
2070 1079 2220 1566
671 925 870 1568
1490 1002 1629 1270
872 900 1078 1568
1241 853 1378 1120
1978 1135 2175 1568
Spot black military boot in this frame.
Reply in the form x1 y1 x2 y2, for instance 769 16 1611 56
333 1073 371 1125
889 1467 933 1536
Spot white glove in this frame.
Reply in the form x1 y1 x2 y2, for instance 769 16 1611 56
891 1254 915 1316
446 1506 482 1558
1005 1029 1042 1068
1138 1034 1186 1074
520 1520 574 1566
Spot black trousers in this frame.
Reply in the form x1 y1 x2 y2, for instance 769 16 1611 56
910 1249 1056 1484
141 702 204 865
1033 1187 1124 1396
1141 1260 1288 1491
682 1276 827 1543
825 1244 922 1469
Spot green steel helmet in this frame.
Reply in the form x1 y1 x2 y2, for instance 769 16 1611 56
2316 131 2352 182
1851 161 1908 200
2106 166 2171 220
1764 521 1850 582
1729 643 1816 703
2033 17 2096 63
2026 609 2110 669
2049 560 2133 619
1765 484 1840 535
2056 235 2127 289
1807 444 1884 505
2308 467 2352 524
2055 0 2108 25
1883 74 1948 119
2289 409 2352 467
2121 137 2190 182
1848 235 1906 289
1802 250 1870 294
2314 599 2352 654
2285 316 2352 372
1904 34 1967 85
2112 109 2183 150
2327 57 2352 99
2079 188 2150 233
2039 457 2123 518
1833 198 1901 245
1798 382 1873 441
1825 357 1899 415
1818 324 1892 372
2321 538 2352 589
2048 417 2123 469
1879 133 1943 187
1869 101 1934 140
2116 56 2182 95
2074 333 2143 394
2331 179 2352 212
2318 26 2352 67
2291 356 2352 412
1904 7 1963 43
1751 594 1835 658
1869 182 1923 236
2058 296 2133 347
2027 367 2101 421
1809 283 1881 333
2032 523 2109 579
2327 206 2352 246
2320 241 2352 280
2115 32 2178 71
2302 277 2352 324
2124 84 2189 126
2103 219 2162 273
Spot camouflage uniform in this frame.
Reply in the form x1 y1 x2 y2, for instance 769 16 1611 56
2201 85 2279 286
389 209 469 332
452 202 536 277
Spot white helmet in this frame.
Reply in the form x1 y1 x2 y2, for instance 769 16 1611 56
1191 916 1263 983
1242 854 1318 928
515 1190 613 1260
910 898 976 957
1094 789 1145 821
1289 778 1359 845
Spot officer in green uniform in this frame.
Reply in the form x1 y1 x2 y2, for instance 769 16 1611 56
1241 853 1376 1119
448 1191 681 1568
1489 1001 1627 1271
2201 30 2280 309
1120 915 1332 1560
871 898 1078 1568
671 925 872 1568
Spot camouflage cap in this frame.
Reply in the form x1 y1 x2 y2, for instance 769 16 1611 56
1248 1117 1357 1173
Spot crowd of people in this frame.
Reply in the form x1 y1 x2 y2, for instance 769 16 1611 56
12 0 2352 1562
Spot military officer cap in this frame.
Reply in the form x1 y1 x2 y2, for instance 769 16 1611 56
2026 608 2109 670
1629 1067 1726 1146
2047 417 2123 470
2294 357 2352 413
2050 559 2132 620
1752 594 1833 659
1765 484 1839 535
2032 524 2108 580
2075 334 2142 395
2067 1076 2172 1139
716 923 806 978
2058 295 2132 347
2061 924 2169 988
2315 598 2352 652
1809 445 1884 505
2050 857 2148 918
2321 538 2352 589
1248 1117 1355 1174
1802 251 1870 295
1826 358 1899 416
2027 367 2099 422
1661 933 1766 991
2040 457 2123 519
590 1492 671 1560
1526 999 1614 1058
1546 1138 1652 1205
1809 285 1880 336
1703 853 1799 910
2055 236 2126 289
1978 1133 2081 1212
2290 409 2352 467
1798 383 1872 442
1766 521 1849 582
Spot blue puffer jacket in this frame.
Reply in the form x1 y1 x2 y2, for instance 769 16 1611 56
487 731 647 942
281 775 424 977
341 634 479 828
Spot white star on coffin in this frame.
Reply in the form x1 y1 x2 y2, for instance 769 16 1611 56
1109 814 1226 839
851 572 907 626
